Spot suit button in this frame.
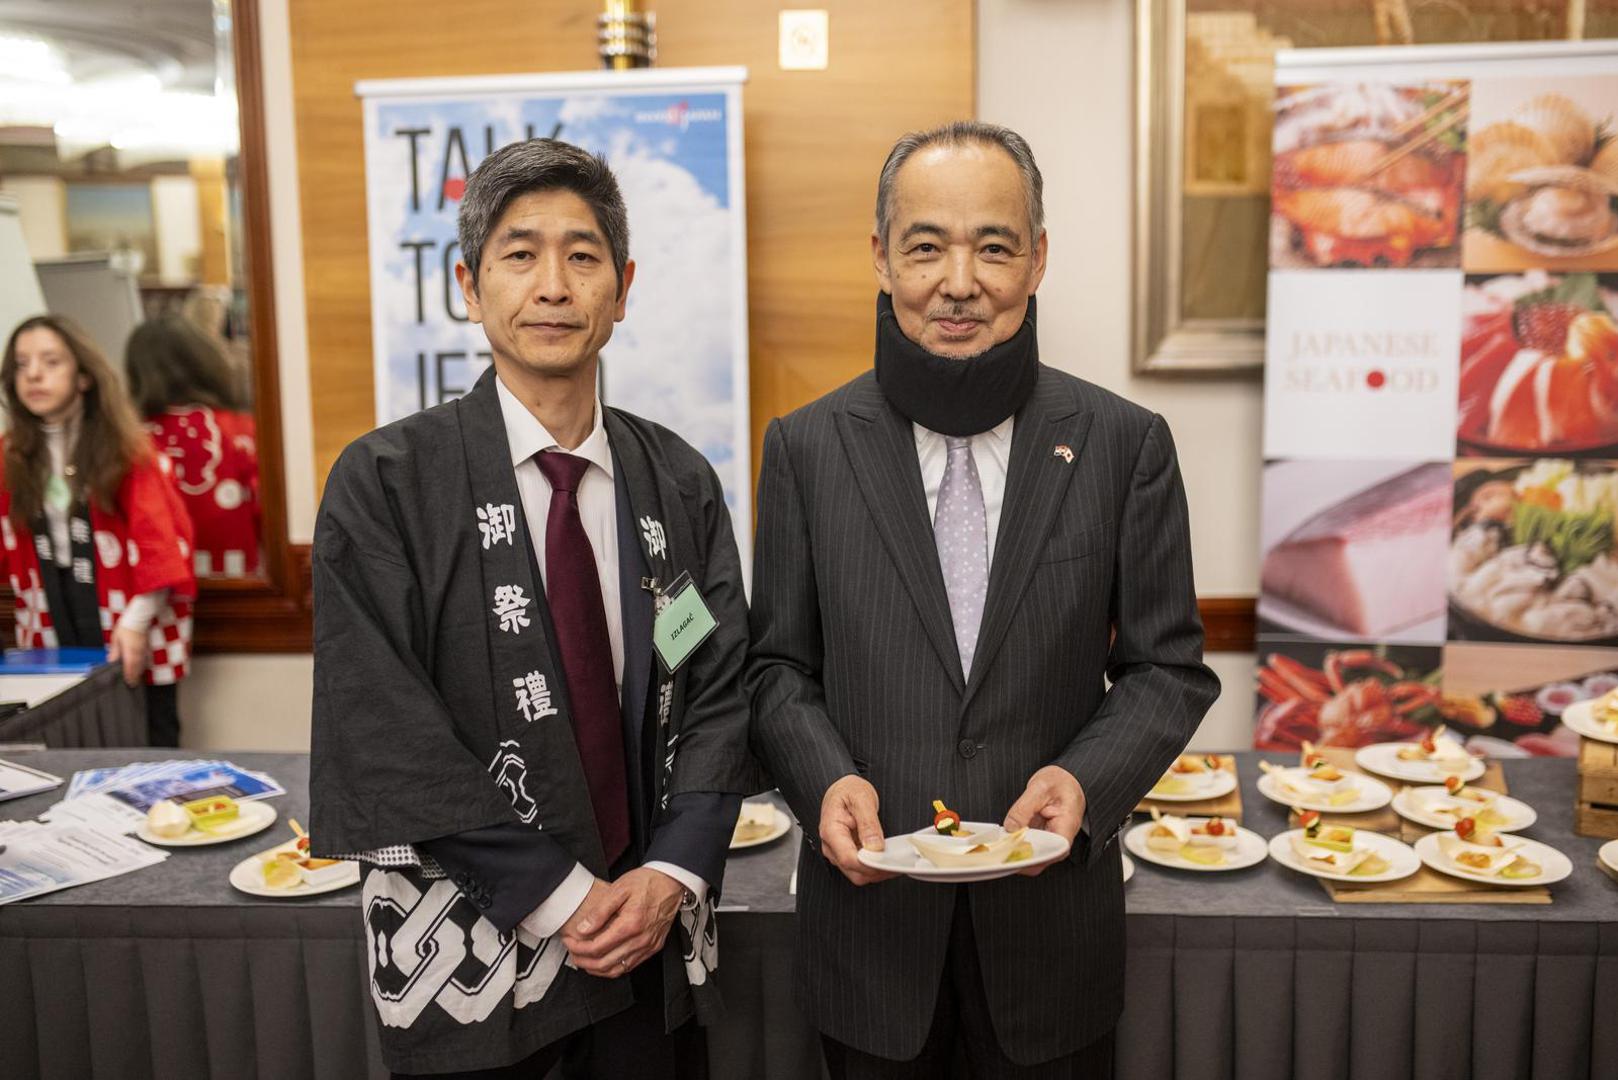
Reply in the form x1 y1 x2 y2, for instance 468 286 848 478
453 872 470 886
477 896 492 909
958 740 977 760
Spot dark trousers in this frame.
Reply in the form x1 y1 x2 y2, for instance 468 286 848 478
146 683 180 747
392 961 707 1080
822 891 1115 1080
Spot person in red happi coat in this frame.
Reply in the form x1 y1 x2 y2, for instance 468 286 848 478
0 315 197 746
126 316 261 579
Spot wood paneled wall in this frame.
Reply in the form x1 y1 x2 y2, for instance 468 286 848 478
289 1 975 492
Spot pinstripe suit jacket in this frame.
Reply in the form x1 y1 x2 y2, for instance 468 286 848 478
747 365 1220 1065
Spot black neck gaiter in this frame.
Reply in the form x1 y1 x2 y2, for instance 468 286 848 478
873 291 1039 437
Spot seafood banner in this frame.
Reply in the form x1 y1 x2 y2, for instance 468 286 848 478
357 68 752 565
1257 42 1618 757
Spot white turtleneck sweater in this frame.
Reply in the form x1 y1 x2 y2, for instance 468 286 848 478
42 420 164 635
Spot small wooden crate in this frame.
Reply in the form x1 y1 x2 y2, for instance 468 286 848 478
1575 738 1618 839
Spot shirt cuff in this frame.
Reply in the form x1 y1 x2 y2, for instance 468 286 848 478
115 590 167 635
517 862 593 940
644 860 708 906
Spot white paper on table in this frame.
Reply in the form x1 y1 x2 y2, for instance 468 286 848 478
0 822 167 905
0 759 62 803
40 792 148 835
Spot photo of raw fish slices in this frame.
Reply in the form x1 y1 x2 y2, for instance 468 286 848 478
1457 272 1618 455
1261 463 1452 640
1270 81 1468 269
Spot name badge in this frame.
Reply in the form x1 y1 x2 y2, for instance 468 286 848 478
649 570 718 673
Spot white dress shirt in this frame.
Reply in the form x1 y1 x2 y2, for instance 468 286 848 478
913 416 1014 565
493 377 706 940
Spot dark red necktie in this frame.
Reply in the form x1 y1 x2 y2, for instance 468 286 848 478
534 451 630 866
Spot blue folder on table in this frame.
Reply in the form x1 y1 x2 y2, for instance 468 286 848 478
0 648 109 675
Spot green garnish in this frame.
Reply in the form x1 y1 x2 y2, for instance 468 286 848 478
1511 501 1614 576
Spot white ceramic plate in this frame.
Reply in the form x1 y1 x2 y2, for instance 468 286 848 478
1599 839 1618 877
856 822 1070 883
1560 699 1618 745
1391 786 1537 833
229 841 362 898
1256 769 1393 814
1143 769 1237 803
1121 852 1134 883
135 798 276 847
1268 828 1419 884
1123 821 1268 873
730 805 792 850
1413 832 1572 888
1354 743 1486 784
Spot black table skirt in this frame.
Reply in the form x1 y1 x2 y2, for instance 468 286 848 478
0 665 146 749
2 751 1614 1080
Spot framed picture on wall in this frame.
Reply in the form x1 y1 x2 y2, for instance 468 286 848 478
1132 0 1617 375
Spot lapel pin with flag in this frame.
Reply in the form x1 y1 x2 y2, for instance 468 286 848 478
1053 444 1074 464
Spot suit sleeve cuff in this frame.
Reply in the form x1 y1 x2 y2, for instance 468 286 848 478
518 862 593 940
644 860 708 906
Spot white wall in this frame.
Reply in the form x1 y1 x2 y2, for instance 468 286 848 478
180 0 317 753
1 176 67 259
150 175 202 286
979 0 1262 749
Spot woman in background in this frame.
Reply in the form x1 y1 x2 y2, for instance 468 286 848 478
0 315 196 746
126 317 260 579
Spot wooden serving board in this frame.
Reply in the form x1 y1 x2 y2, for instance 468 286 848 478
1136 755 1241 822
1319 863 1551 904
1576 738 1618 840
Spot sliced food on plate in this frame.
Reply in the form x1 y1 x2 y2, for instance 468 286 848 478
1287 811 1391 878
1392 775 1537 832
1147 754 1233 799
1416 817 1571 886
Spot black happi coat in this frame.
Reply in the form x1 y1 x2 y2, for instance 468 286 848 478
309 368 753 1074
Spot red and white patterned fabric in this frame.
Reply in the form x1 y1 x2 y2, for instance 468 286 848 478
147 406 260 578
0 446 197 685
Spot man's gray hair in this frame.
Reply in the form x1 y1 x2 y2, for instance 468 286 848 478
457 138 630 291
874 121 1045 250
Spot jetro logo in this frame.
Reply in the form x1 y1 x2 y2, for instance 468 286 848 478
634 100 722 131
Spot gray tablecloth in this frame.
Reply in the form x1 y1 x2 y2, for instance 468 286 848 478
0 665 146 749
1 751 1613 1080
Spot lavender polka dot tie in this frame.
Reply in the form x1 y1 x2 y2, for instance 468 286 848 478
934 435 988 678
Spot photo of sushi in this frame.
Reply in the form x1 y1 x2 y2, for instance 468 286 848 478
1463 76 1618 272
1457 272 1618 456
1449 458 1618 645
1440 642 1618 757
1270 80 1468 270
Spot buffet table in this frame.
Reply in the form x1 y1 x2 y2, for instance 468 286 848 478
0 750 1612 1080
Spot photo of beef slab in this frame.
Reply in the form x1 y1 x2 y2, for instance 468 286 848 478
1262 463 1453 637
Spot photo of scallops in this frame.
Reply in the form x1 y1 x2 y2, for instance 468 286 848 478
1457 272 1618 456
1463 77 1618 272
1270 80 1468 270
1449 458 1618 645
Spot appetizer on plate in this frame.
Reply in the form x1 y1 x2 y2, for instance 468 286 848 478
1436 818 1541 879
1413 777 1511 829
1146 809 1237 866
1287 810 1391 877
144 794 241 839
1593 688 1618 733
1263 747 1364 806
260 820 350 890
1149 755 1224 797
1395 727 1474 773
908 827 1031 869
732 801 779 844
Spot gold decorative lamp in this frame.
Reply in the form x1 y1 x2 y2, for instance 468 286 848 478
599 1 656 70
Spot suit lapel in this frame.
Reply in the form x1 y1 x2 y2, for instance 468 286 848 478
613 453 656 846
837 375 965 693
962 370 1093 709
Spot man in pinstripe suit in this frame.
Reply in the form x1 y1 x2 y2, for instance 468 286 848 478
748 122 1220 1077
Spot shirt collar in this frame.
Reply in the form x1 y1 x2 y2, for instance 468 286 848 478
495 373 614 480
912 413 1015 449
